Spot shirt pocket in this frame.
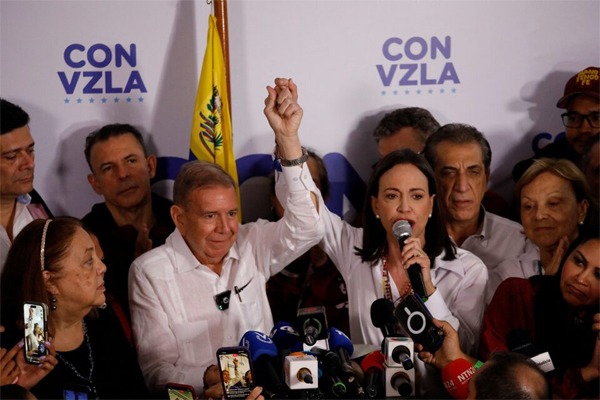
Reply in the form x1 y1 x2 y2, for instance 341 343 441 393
235 277 264 332
172 320 212 367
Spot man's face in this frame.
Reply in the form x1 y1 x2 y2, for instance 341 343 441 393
171 185 239 268
87 133 156 211
0 126 35 200
377 127 424 158
433 141 488 226
564 95 600 154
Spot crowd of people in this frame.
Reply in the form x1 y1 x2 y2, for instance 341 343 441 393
0 67 598 400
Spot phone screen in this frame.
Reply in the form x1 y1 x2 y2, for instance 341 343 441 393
23 302 48 364
167 385 196 400
217 347 254 399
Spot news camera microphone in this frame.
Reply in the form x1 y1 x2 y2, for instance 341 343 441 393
240 331 288 398
390 344 414 371
327 327 366 398
506 329 537 357
370 298 397 340
327 328 354 375
271 321 304 354
392 220 428 300
284 352 319 390
297 306 329 348
441 358 475 399
388 370 413 398
360 351 384 399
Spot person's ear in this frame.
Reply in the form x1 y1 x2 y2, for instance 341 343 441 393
371 196 380 219
577 199 589 224
87 173 103 195
146 154 157 179
42 270 59 297
171 205 186 235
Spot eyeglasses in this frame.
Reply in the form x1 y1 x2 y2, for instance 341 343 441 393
561 112 600 128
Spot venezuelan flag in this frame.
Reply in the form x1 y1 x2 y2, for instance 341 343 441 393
189 14 239 186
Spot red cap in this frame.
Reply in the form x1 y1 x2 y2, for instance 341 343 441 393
556 66 600 108
441 358 476 399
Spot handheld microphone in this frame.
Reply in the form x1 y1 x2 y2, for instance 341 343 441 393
507 329 555 372
270 321 304 354
370 298 397 340
360 351 384 399
391 344 414 371
506 329 537 357
327 327 354 375
392 220 428 300
327 327 365 397
297 306 329 348
284 353 318 390
441 358 475 399
240 331 288 398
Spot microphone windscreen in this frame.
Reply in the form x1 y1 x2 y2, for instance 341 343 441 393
360 350 384 372
392 220 411 241
370 298 395 329
441 358 475 399
327 327 354 356
239 331 278 362
270 321 303 352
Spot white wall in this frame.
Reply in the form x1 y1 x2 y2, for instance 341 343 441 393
1 0 598 218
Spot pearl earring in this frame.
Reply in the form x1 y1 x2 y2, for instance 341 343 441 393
376 215 380 219
429 214 432 218
50 296 57 311
579 220 584 225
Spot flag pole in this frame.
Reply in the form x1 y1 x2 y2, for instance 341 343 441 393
213 0 232 115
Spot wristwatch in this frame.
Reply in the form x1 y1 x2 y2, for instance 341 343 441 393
278 146 309 167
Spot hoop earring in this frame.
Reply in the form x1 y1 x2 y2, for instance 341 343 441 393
50 296 57 311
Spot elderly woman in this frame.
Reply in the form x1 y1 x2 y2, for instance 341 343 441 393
310 148 488 398
481 225 600 398
487 158 596 301
0 218 148 399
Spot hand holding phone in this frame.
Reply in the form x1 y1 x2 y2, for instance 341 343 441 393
166 383 197 400
217 346 255 399
394 294 444 353
23 302 48 364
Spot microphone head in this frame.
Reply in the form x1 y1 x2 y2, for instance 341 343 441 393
506 329 537 357
392 220 411 242
270 321 303 353
370 298 395 330
327 327 354 356
239 331 278 362
360 350 384 372
441 358 475 399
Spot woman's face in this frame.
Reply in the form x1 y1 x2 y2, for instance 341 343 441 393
49 227 107 312
371 163 434 243
520 172 588 249
560 238 600 308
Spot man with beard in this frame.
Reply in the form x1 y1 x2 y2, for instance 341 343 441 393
83 124 174 319
0 99 52 273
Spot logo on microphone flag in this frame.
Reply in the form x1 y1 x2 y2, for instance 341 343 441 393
189 14 240 206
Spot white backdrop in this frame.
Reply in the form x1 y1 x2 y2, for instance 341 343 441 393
1 0 599 218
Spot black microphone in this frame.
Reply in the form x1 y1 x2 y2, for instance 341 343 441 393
360 351 384 399
507 329 538 357
297 306 328 347
392 220 428 300
370 298 397 340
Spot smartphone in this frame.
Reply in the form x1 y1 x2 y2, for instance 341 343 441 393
166 383 197 400
394 293 444 353
216 346 255 399
23 301 48 364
